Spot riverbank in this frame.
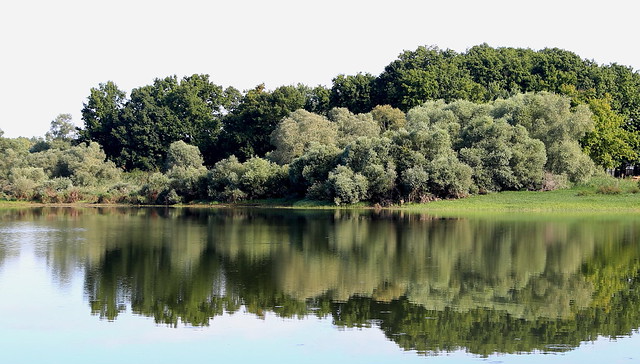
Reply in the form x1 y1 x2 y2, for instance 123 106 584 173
404 189 640 213
1 184 639 213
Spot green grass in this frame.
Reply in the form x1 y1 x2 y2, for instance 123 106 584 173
404 188 640 213
0 200 33 207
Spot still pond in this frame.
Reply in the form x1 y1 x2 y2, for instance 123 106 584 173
0 207 638 363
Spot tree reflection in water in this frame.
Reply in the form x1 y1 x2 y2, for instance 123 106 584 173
1 207 639 356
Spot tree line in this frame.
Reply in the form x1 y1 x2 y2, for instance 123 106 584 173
1 44 639 204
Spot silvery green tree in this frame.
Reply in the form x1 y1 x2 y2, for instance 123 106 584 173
269 109 338 165
46 114 77 144
165 141 208 202
492 92 596 182
327 107 380 147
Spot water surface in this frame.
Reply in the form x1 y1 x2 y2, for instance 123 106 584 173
0 207 638 363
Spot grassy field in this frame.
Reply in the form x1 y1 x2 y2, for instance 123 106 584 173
404 189 640 213
406 177 640 213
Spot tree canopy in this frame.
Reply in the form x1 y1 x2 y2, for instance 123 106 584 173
73 45 639 175
2 44 640 205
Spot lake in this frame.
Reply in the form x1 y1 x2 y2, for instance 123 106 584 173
0 207 638 363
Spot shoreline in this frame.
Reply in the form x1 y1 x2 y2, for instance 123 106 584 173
1 188 639 213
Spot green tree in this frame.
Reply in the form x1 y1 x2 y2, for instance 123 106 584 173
327 108 380 147
374 46 484 110
269 109 338 165
371 105 406 131
288 144 342 197
301 84 331 115
165 140 205 171
79 81 127 163
165 141 207 202
330 73 376 113
81 75 237 170
583 97 638 168
216 84 307 161
326 165 369 205
45 113 77 146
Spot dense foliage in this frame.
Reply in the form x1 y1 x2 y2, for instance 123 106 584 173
1 44 639 205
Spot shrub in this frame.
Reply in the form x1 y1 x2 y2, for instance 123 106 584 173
160 189 181 205
9 177 37 200
63 188 83 203
541 173 569 191
168 166 207 202
140 173 171 204
53 142 121 187
32 178 74 203
596 185 622 195
400 166 430 202
546 141 595 183
107 182 138 203
425 153 473 198
206 156 287 202
288 144 342 196
207 156 243 200
239 157 288 200
326 165 369 205
218 187 247 203
165 141 205 171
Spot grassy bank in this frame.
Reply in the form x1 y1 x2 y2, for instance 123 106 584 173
233 178 640 213
2 178 639 213
407 177 640 213
405 189 640 213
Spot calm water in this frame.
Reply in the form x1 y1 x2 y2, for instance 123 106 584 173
0 207 639 364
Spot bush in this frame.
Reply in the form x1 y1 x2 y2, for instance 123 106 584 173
160 189 182 205
239 157 288 199
288 144 342 196
140 173 171 204
9 177 37 200
168 166 207 202
63 188 83 203
546 141 595 183
32 178 74 203
207 156 242 188
107 182 138 203
400 166 430 202
427 156 473 198
53 142 121 187
596 185 622 195
218 187 247 203
206 156 288 202
541 172 569 191
165 141 204 171
326 165 369 205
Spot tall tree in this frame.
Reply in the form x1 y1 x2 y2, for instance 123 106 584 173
215 84 307 162
45 114 77 143
330 73 376 113
79 81 127 163
81 75 237 170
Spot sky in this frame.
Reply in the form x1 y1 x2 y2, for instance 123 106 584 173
1 0 639 138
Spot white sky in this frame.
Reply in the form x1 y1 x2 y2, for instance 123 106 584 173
1 0 639 138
